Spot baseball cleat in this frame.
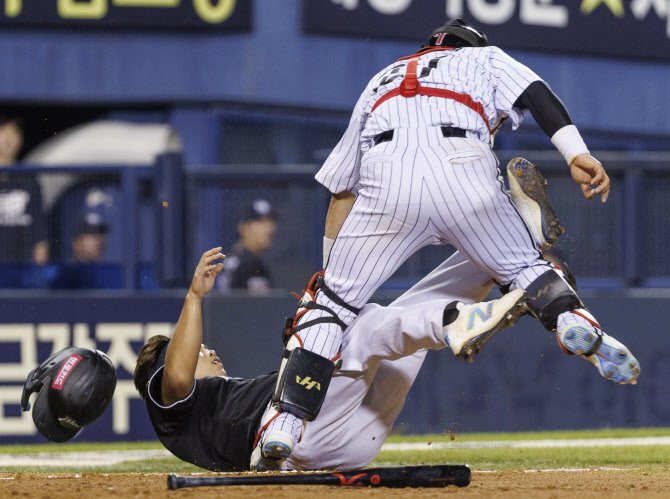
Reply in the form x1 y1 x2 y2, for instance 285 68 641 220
250 445 289 472
507 157 564 249
556 314 640 385
262 430 295 460
444 289 527 362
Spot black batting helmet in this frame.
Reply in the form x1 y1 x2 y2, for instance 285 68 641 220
426 18 488 49
21 347 116 442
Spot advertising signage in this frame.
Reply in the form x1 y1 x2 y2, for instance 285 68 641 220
0 0 251 30
303 0 670 61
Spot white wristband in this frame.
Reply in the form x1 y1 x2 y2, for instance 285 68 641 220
323 236 335 268
551 125 589 165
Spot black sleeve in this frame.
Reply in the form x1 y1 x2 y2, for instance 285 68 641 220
513 81 572 138
146 367 197 435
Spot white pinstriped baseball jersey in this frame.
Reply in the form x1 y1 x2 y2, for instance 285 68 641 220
258 46 552 450
316 46 541 195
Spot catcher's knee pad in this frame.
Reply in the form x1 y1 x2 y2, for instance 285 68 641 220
540 251 577 291
525 268 583 331
271 337 335 421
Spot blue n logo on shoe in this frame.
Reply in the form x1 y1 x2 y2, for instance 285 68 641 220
467 302 494 330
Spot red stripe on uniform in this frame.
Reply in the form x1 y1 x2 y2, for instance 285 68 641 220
371 54 491 133
253 411 282 450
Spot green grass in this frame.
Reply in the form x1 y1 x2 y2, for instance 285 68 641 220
1 429 669 474
373 445 670 471
0 458 202 474
0 440 164 455
385 427 670 443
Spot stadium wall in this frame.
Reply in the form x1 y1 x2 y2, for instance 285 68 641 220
0 0 669 139
1 291 667 443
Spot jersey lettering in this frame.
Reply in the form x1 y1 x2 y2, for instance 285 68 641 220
374 64 405 92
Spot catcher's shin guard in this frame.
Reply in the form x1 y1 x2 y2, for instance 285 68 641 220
271 340 335 421
271 271 352 421
524 267 583 331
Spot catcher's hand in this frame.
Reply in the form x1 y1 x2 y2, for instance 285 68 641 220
570 153 610 203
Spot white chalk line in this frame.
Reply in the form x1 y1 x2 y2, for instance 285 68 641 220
0 449 173 467
475 468 638 474
0 436 667 468
381 435 670 451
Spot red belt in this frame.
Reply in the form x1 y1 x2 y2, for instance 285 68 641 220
370 54 492 134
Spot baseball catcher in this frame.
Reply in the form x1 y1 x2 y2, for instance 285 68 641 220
254 18 639 469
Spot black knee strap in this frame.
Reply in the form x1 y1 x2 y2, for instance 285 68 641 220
281 276 360 345
316 275 362 315
291 302 347 333
272 348 335 421
525 269 583 331
282 302 349 345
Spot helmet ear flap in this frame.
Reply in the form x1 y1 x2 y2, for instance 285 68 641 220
20 366 44 411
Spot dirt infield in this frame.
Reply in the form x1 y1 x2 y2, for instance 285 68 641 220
2 470 669 498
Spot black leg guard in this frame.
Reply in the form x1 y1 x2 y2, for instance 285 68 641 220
525 268 583 331
271 347 335 421
541 250 577 291
271 271 355 421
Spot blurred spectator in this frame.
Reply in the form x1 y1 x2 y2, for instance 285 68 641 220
217 199 277 294
0 114 49 264
71 210 109 263
25 120 182 211
50 209 110 289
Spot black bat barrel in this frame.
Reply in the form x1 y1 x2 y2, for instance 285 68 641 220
167 465 470 490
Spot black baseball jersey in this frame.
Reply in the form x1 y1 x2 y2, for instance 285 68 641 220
0 174 47 262
217 245 273 292
145 366 277 471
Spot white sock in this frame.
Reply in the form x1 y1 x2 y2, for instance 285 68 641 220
263 411 303 445
557 309 598 333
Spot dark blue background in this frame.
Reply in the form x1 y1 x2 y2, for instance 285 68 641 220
303 0 670 61
1 290 666 443
0 1 252 29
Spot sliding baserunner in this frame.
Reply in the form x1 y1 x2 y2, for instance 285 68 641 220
131 246 525 471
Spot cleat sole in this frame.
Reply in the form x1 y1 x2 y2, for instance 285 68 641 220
507 158 564 249
559 324 640 384
263 441 292 459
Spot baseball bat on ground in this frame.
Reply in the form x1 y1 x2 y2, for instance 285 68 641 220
167 464 470 490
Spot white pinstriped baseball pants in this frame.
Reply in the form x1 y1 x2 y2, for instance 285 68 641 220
289 250 495 469
260 128 550 447
302 128 547 358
